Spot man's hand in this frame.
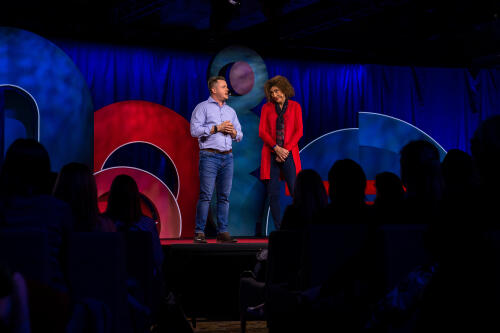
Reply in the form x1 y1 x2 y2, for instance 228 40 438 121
212 120 231 134
211 121 237 138
225 122 237 138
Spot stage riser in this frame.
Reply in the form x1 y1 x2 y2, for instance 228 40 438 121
163 243 267 320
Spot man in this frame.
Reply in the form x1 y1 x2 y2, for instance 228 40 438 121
190 76 243 243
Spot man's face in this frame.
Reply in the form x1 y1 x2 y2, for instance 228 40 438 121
212 80 229 101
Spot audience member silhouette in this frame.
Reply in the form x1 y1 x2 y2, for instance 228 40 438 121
0 139 53 197
415 116 500 331
280 169 328 231
320 158 369 223
240 170 328 327
53 162 116 232
0 139 73 290
399 140 443 221
395 123 500 331
373 171 404 222
441 149 477 211
105 174 163 274
471 115 500 218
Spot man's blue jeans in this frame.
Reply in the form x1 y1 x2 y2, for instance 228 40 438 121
195 150 234 234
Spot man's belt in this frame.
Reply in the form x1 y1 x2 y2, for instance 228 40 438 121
202 148 232 155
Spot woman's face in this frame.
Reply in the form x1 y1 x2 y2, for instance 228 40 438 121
270 86 285 105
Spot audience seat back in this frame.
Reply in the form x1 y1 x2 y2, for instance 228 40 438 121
378 224 430 290
67 232 131 333
267 230 303 286
123 231 157 312
301 224 369 289
0 229 50 284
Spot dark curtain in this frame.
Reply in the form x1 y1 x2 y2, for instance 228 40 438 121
57 39 500 154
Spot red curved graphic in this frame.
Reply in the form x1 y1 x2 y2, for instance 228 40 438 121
94 101 199 238
95 167 182 238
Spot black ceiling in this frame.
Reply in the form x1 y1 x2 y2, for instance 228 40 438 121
2 0 499 67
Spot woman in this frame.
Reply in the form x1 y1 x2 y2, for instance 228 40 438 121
105 175 163 273
259 75 303 229
53 162 116 232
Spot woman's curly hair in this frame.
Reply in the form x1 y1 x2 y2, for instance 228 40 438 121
264 75 295 102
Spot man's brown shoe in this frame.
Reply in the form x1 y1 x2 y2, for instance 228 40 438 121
216 232 237 243
194 232 207 243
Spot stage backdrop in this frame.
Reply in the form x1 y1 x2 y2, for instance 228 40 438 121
3 30 497 237
55 39 499 236
0 28 93 170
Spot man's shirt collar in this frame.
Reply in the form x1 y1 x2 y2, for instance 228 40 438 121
208 95 226 106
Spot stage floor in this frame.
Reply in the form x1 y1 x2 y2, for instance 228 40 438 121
161 237 268 245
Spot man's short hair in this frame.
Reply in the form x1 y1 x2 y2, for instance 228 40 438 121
208 76 226 93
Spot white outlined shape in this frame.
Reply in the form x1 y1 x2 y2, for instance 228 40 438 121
100 140 181 200
94 165 183 238
0 84 41 141
359 112 447 154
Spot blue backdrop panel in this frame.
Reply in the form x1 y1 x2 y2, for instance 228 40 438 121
359 112 447 160
359 146 400 181
0 28 93 170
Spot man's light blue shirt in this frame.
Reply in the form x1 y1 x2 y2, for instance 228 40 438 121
190 96 243 151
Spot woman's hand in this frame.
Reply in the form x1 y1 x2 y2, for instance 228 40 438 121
273 145 289 161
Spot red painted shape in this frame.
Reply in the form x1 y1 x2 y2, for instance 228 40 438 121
94 101 199 238
285 180 376 197
95 167 182 238
366 180 376 195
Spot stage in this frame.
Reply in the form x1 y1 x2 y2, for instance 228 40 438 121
161 238 269 245
162 238 268 324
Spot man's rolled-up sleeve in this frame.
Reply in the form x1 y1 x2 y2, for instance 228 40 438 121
190 104 211 138
232 112 243 142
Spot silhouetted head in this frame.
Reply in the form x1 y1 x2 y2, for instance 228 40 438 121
328 159 366 207
441 149 475 194
0 139 51 197
53 163 99 232
105 174 142 227
375 171 404 205
400 140 443 202
293 169 328 224
471 115 500 188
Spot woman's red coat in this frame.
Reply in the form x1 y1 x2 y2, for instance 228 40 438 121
259 100 303 180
